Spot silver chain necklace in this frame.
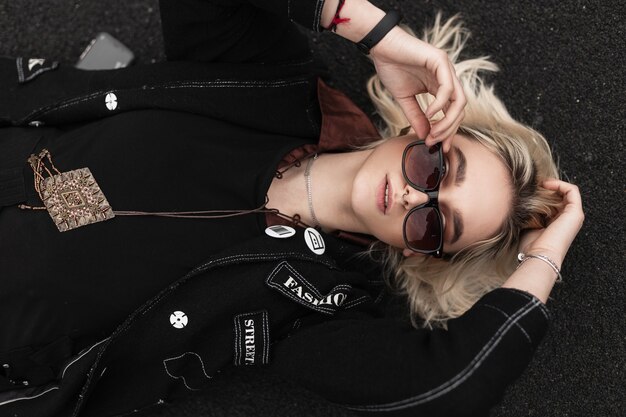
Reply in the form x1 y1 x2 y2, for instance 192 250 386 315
304 154 321 228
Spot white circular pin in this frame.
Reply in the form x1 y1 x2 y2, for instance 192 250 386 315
169 311 188 329
105 92 118 111
265 225 296 239
304 227 325 255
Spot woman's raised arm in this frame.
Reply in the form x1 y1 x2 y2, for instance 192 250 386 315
159 0 465 146
321 0 466 150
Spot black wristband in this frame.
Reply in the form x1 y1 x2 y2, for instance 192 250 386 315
356 10 402 55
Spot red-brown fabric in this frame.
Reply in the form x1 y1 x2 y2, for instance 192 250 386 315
266 79 381 246
317 79 381 151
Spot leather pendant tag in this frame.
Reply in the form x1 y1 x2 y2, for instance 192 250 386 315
40 167 114 232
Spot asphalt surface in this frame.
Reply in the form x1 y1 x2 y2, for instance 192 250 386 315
0 0 623 416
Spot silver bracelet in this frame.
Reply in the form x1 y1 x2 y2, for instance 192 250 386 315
517 252 563 282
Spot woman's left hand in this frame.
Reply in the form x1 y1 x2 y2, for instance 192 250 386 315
370 27 466 152
519 179 585 267
503 179 584 303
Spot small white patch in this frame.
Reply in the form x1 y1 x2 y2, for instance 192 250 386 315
105 92 118 111
265 225 296 239
170 311 188 329
28 58 45 71
304 227 325 255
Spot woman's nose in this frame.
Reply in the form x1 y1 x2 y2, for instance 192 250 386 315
403 185 429 209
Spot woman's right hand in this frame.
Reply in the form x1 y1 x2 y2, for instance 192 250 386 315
519 179 585 268
322 0 465 152
369 28 466 152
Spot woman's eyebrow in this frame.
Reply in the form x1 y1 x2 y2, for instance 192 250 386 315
450 146 466 244
453 146 466 186
451 209 464 244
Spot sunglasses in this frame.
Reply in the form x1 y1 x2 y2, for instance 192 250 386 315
401 140 446 257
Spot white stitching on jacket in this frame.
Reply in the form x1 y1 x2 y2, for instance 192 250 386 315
261 311 270 364
0 338 109 407
61 338 109 378
342 296 370 309
0 386 59 407
508 289 551 321
15 57 24 83
483 304 532 344
344 298 541 412
313 0 324 31
140 252 336 316
23 78 310 123
163 352 212 391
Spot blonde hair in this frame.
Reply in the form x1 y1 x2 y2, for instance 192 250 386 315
366 14 561 328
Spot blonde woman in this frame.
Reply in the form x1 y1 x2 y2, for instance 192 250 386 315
0 0 583 416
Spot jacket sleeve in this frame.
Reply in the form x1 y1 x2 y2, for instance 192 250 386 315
0 0 328 131
159 0 327 63
269 288 550 417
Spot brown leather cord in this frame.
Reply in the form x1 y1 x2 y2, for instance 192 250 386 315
20 149 314 230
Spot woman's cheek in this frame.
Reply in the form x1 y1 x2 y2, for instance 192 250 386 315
377 220 405 249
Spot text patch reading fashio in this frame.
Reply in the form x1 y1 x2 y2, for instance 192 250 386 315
266 261 351 315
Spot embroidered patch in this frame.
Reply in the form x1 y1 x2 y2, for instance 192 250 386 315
266 261 351 315
16 57 59 84
39 167 115 232
233 311 269 366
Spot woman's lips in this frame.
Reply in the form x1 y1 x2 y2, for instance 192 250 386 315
377 176 392 214
386 180 393 212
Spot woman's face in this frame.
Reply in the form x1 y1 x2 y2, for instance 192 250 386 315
351 134 512 256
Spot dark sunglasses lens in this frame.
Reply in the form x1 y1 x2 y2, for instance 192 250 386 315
404 144 441 189
405 207 442 251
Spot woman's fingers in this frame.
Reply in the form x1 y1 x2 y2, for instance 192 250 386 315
426 61 466 145
542 179 585 221
425 57 465 114
371 32 466 145
423 51 455 117
426 104 465 147
545 179 584 227
396 96 431 139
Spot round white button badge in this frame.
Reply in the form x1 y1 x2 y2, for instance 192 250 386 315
169 311 188 329
304 227 325 255
105 92 118 111
265 225 296 239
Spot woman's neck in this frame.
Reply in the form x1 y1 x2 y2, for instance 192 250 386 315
267 150 372 233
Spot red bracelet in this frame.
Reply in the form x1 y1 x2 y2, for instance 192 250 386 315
326 0 351 32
